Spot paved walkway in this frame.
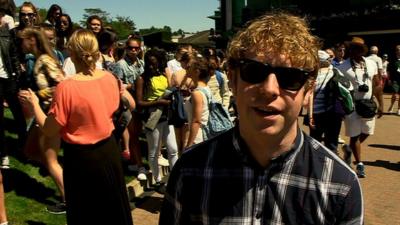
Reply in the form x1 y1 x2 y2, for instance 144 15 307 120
131 94 400 225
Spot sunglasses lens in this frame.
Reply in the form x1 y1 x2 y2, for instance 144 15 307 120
239 59 309 91
127 46 140 50
240 61 267 84
21 13 35 18
275 68 309 91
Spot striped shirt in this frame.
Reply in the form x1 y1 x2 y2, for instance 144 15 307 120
160 127 363 225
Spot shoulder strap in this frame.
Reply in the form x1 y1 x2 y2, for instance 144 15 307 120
215 70 223 88
197 87 211 106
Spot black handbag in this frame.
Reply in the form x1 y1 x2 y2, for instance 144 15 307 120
354 99 377 119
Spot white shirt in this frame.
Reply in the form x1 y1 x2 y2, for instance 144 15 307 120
63 57 103 78
1 15 15 30
366 54 383 70
167 59 182 74
336 57 377 100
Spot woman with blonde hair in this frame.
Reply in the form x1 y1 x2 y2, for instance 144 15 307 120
18 27 66 214
19 29 133 224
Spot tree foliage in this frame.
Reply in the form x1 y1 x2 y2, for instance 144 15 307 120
80 8 111 25
28 7 186 41
37 8 47 22
80 8 136 40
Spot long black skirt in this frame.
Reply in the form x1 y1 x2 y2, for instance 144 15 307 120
63 136 133 225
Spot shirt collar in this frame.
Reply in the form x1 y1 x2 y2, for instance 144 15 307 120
125 56 142 67
232 126 304 170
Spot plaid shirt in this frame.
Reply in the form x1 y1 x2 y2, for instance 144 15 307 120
160 127 363 225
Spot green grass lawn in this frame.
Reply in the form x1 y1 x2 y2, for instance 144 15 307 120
3 109 137 225
3 109 66 225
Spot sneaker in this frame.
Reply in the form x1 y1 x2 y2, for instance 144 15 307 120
342 144 352 166
338 136 345 144
0 156 10 169
158 155 169 167
46 202 66 214
388 105 394 114
121 150 130 161
356 163 366 178
137 167 147 181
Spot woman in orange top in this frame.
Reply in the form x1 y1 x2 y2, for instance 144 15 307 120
19 29 133 225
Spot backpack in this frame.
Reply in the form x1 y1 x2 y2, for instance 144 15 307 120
324 68 354 115
198 87 233 140
168 87 188 128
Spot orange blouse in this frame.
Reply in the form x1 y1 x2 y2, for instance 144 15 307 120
48 72 119 144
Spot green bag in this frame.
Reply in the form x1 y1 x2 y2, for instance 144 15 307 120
324 68 354 115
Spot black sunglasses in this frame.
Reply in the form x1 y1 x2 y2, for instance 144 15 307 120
237 58 313 91
126 46 140 51
20 12 36 18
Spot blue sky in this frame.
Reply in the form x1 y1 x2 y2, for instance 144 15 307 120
15 0 220 32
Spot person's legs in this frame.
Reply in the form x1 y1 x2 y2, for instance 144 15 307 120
324 112 342 153
128 113 145 167
388 93 396 112
397 93 400 113
349 135 362 163
121 128 130 159
41 134 64 202
0 80 6 160
162 123 178 169
350 133 368 178
5 83 27 150
0 171 7 224
145 124 162 183
0 95 5 159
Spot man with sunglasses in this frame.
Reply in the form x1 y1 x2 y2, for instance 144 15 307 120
160 12 363 225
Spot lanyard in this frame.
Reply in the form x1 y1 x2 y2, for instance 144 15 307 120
350 59 368 84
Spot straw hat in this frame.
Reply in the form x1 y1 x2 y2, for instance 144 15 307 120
345 37 368 54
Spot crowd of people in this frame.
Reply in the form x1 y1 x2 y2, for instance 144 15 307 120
0 1 398 225
0 1 233 224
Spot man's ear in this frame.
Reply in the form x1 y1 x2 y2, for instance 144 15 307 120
227 68 237 96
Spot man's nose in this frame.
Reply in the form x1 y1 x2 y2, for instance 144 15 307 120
259 73 280 96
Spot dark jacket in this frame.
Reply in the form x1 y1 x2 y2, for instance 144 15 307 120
0 27 21 80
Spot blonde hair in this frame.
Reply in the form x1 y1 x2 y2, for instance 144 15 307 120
227 12 320 75
67 29 100 69
18 27 57 61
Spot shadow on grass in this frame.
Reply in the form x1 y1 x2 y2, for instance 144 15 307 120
363 160 400 172
25 221 46 225
2 168 56 205
368 144 400 151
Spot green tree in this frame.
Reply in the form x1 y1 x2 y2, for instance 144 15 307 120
80 8 136 40
37 8 47 23
110 16 136 40
80 8 111 27
172 29 185 36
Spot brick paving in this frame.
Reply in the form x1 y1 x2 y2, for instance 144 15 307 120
130 94 400 225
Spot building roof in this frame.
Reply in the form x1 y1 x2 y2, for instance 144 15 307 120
179 30 215 47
